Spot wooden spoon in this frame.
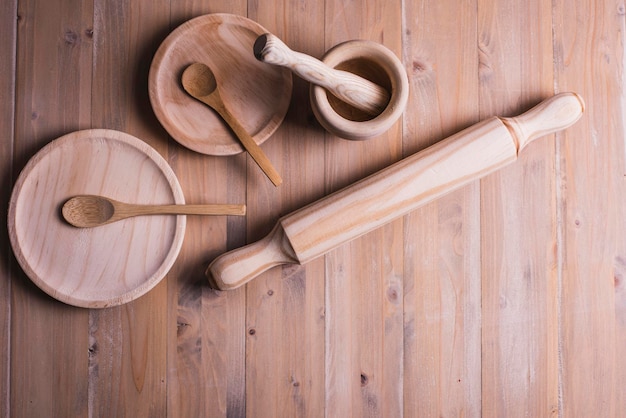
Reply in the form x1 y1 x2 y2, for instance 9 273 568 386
181 63 283 187
253 33 390 116
62 195 246 228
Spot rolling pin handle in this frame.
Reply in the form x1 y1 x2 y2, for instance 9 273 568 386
501 92 585 153
207 223 299 290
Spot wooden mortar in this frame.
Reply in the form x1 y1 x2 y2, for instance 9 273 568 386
310 40 409 140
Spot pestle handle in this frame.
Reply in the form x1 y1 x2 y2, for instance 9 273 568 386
253 33 390 116
208 93 585 290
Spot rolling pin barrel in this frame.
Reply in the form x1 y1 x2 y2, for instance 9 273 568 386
208 93 585 290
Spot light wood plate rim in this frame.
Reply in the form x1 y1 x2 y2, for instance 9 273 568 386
148 13 293 156
7 129 186 308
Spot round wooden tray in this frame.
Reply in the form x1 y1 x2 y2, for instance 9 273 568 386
8 129 186 308
149 13 292 156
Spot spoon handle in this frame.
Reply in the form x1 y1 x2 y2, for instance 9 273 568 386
210 99 283 187
115 203 246 220
254 33 390 116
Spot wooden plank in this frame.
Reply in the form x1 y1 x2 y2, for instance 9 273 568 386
165 3 249 417
325 225 404 417
553 0 626 415
401 1 481 416
10 0 92 416
165 125 248 416
245 1 327 416
322 0 404 416
87 0 169 415
0 0 17 415
477 0 558 416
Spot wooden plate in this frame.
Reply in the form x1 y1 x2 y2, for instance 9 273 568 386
8 129 186 308
149 13 293 156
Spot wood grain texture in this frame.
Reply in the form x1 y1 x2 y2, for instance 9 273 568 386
478 1 559 416
246 1 326 416
256 32 391 116
61 194 244 228
309 39 409 140
181 62 283 186
149 13 292 156
322 0 404 416
401 1 482 415
8 130 186 308
207 93 583 289
11 0 92 416
553 0 626 416
165 2 248 417
4 0 626 417
0 0 16 415
88 0 170 415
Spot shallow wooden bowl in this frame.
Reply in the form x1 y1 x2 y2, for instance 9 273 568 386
149 13 293 156
310 40 409 140
8 129 186 308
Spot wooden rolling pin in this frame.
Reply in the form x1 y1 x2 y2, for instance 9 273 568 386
207 93 585 290
253 33 390 116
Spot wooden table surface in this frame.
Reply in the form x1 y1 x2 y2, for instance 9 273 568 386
2 0 625 416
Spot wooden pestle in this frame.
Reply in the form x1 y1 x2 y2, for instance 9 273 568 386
207 93 585 290
253 33 390 116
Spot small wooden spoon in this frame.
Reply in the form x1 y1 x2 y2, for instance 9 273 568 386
62 195 246 228
181 63 283 187
253 33 390 116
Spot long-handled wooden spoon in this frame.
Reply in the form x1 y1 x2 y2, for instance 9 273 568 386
253 33 390 116
62 195 246 228
181 63 283 187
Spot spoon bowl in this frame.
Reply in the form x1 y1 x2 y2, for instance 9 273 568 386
181 62 218 97
62 195 246 228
